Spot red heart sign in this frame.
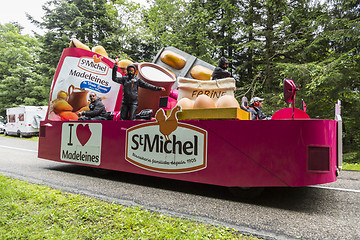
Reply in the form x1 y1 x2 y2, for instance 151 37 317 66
76 124 92 146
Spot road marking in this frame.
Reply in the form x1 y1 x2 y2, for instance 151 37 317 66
311 185 360 193
0 145 37 153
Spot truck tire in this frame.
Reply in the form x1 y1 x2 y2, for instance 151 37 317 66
4 131 7 136
17 130 22 138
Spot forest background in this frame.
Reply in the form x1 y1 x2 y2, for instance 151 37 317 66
0 0 358 162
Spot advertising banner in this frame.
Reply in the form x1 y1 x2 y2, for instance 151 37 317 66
177 77 236 104
61 122 102 166
47 48 122 120
125 107 208 173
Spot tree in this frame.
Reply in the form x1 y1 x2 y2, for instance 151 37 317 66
308 0 360 157
28 0 145 80
21 0 359 160
236 0 263 84
142 0 189 55
275 0 360 159
205 0 243 71
0 23 49 116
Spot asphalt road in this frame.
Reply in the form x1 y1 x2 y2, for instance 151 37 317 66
0 136 359 240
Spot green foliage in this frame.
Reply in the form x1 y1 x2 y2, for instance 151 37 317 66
343 152 359 164
143 0 192 57
0 0 358 159
0 175 257 239
342 162 360 171
306 0 360 153
0 23 49 116
29 0 154 68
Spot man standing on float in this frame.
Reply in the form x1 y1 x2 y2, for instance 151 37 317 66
112 59 165 120
211 57 231 80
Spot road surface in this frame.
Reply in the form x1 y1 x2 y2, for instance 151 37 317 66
0 137 359 239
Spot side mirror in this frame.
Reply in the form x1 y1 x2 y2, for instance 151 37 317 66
283 79 299 119
284 78 299 104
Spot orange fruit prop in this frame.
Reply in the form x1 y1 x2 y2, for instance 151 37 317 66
160 50 186 70
57 90 68 100
52 99 73 114
59 111 79 121
69 38 91 51
190 65 213 81
92 45 108 58
118 59 133 68
76 105 90 114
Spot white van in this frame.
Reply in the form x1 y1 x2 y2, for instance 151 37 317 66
4 106 48 137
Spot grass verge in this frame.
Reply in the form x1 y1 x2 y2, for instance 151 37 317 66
342 152 360 171
342 162 360 171
0 134 39 141
0 175 258 240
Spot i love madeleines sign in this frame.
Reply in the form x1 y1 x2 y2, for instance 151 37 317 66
58 108 208 172
60 122 102 166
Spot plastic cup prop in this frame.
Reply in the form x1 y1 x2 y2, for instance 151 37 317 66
137 62 176 115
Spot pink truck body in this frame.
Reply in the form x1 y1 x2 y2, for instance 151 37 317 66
38 117 341 187
38 47 342 188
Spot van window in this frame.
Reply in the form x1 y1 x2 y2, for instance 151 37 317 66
19 114 24 121
9 114 15 123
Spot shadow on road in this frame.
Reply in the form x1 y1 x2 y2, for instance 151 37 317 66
46 164 336 214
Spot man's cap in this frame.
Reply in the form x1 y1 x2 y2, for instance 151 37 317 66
250 97 264 104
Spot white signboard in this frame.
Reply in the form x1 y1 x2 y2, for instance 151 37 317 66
126 117 207 174
61 123 102 166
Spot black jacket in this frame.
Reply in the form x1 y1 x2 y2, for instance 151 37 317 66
249 106 267 120
211 67 231 80
84 97 107 118
112 64 162 105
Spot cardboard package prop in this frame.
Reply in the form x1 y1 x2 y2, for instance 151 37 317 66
177 77 236 104
48 48 122 120
175 77 249 120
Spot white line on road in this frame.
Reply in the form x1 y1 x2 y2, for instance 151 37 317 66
310 185 360 193
0 145 37 153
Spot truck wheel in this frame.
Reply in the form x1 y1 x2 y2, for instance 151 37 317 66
4 131 7 136
17 131 22 138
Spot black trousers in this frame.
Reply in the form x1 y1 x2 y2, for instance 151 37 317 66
120 103 138 120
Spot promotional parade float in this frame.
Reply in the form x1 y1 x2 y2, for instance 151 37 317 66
38 40 342 195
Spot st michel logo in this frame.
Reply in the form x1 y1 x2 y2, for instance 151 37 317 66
60 123 102 166
126 106 208 174
78 55 109 75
